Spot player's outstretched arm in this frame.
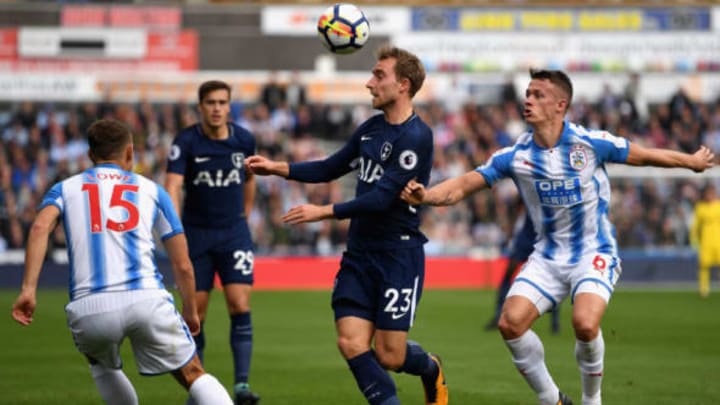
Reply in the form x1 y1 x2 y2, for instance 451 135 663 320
625 144 715 172
245 155 289 178
282 204 334 224
244 169 256 218
401 171 488 207
11 205 59 326
165 173 185 218
163 233 200 335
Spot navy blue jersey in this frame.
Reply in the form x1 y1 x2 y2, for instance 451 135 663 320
167 123 256 228
509 213 536 261
288 113 433 250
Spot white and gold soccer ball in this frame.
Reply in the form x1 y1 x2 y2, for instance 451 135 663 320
316 3 370 54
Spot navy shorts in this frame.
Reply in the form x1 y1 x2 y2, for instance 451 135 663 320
331 246 425 331
185 222 254 291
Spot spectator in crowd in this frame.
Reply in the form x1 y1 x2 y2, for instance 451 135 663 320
285 70 307 109
259 71 286 113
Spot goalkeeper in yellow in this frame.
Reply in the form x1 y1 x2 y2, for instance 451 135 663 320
691 182 720 297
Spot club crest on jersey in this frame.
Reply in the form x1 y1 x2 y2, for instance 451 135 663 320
380 142 392 161
399 150 418 170
232 153 244 169
169 145 180 161
569 145 587 171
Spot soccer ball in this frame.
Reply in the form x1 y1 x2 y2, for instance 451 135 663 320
316 3 370 54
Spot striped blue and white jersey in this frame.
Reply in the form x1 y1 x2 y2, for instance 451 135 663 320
39 163 184 301
477 121 630 264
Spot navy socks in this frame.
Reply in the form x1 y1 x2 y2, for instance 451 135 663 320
347 351 400 405
230 312 253 384
398 340 437 378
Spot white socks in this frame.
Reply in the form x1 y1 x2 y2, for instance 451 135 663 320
505 330 559 405
189 373 234 405
90 364 139 405
90 364 232 405
575 331 604 405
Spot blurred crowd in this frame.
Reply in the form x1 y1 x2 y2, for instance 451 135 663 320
1 73 719 257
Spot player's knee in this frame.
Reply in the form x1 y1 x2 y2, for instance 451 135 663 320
173 355 206 389
225 287 251 314
571 316 600 341
498 315 521 339
227 303 250 314
374 346 404 370
498 312 528 340
337 335 368 360
226 295 250 314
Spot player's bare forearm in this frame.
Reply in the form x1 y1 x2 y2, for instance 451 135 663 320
245 155 290 178
424 181 472 206
13 206 58 326
21 207 58 292
164 173 185 217
21 230 47 293
404 171 487 206
282 204 334 224
163 234 198 317
626 144 715 172
244 172 256 217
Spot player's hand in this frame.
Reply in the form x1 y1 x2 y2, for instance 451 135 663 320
400 179 426 205
690 146 715 172
282 204 334 224
245 155 287 177
11 291 36 326
182 308 201 336
244 155 270 175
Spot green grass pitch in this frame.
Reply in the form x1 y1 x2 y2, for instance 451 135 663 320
1 288 718 404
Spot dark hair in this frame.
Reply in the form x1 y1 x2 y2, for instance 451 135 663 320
529 69 573 110
702 181 716 196
198 80 231 103
87 119 132 162
376 45 425 98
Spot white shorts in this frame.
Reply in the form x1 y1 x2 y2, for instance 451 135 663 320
506 252 622 315
65 289 196 375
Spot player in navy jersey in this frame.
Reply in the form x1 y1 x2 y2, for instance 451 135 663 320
165 81 259 405
402 70 714 405
245 46 448 405
486 211 561 334
11 119 234 405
